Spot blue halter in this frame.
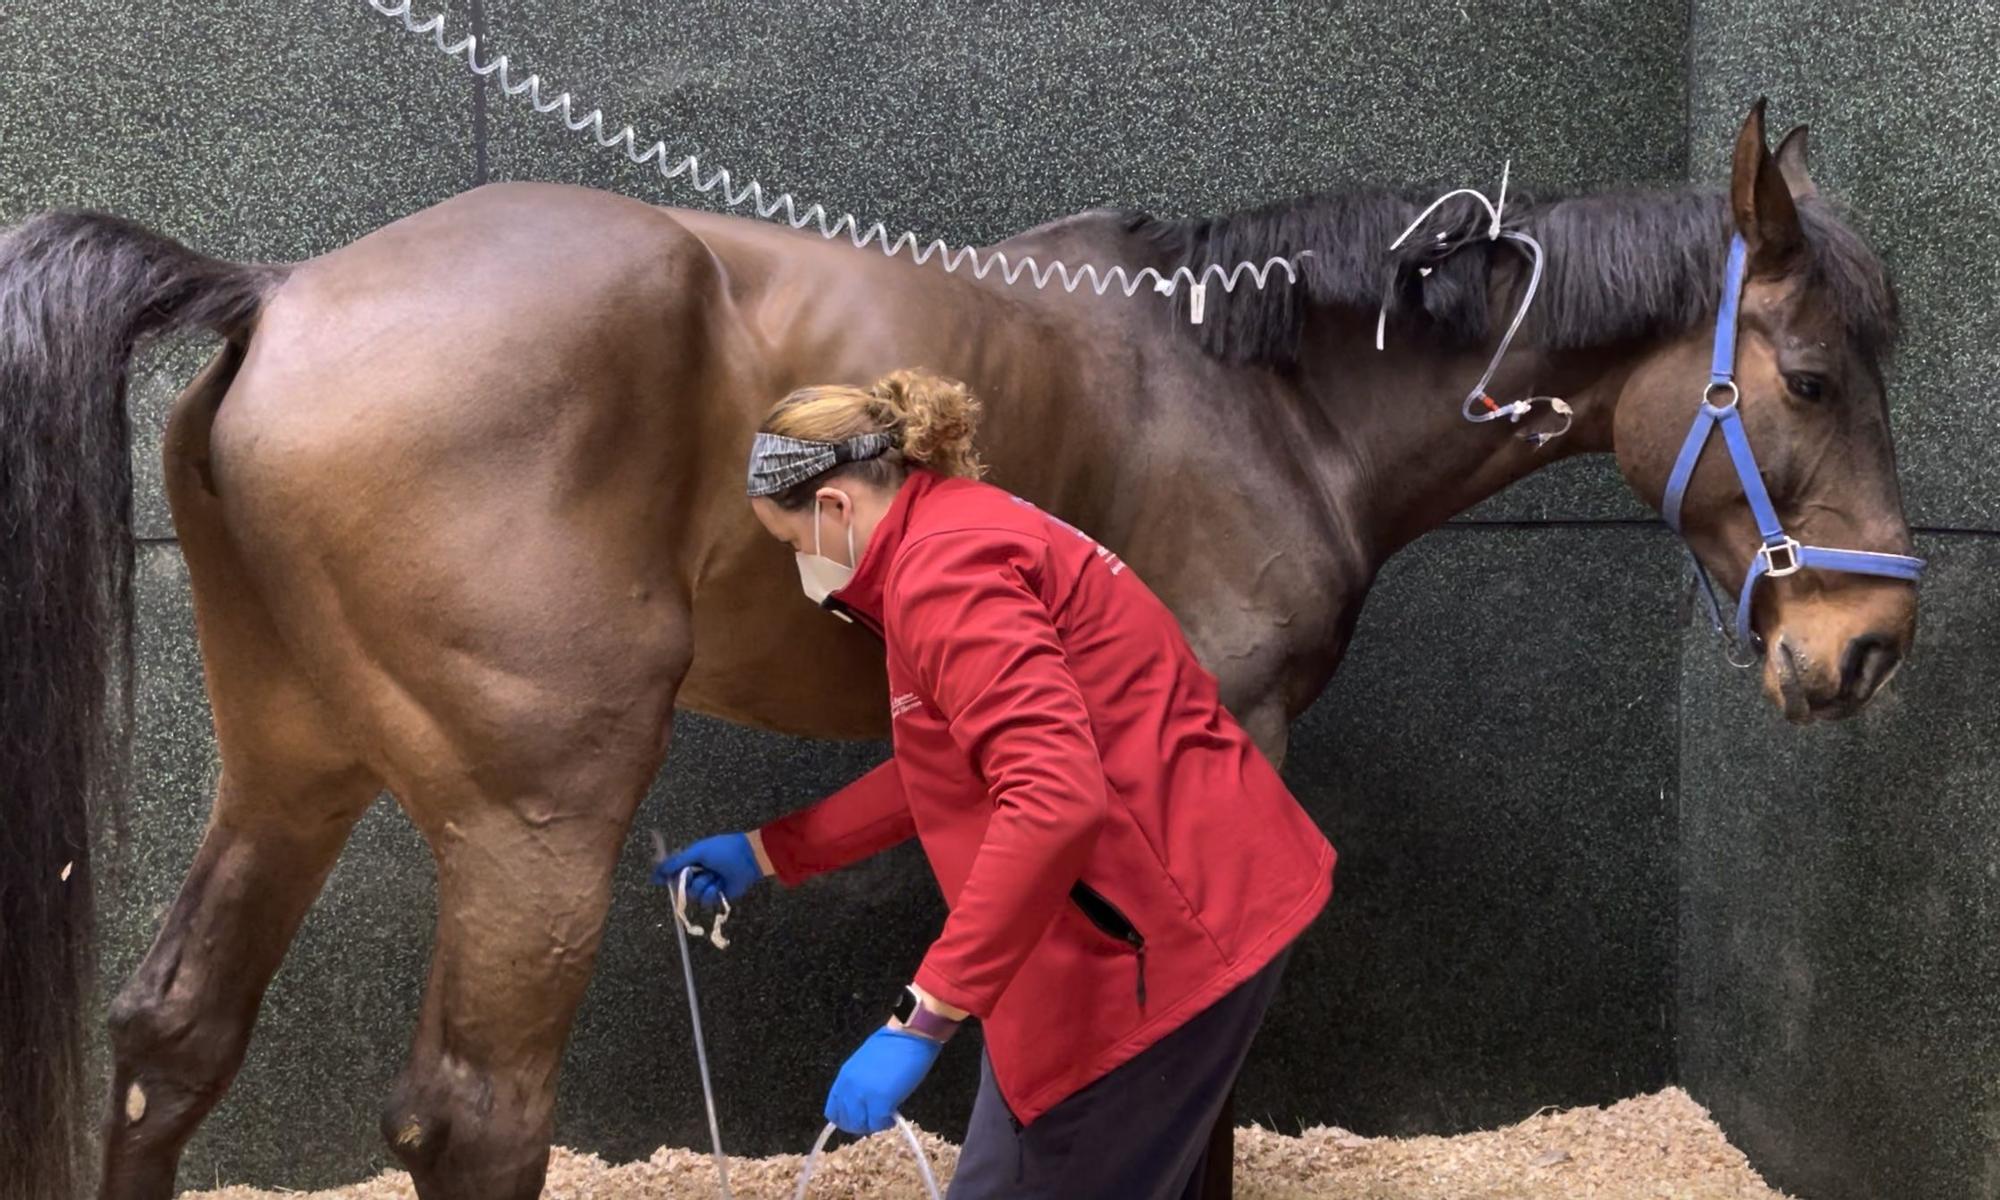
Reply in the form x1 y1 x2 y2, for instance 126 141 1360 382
1661 234 1925 664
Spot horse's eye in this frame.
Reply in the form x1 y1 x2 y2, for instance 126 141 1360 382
1785 372 1826 401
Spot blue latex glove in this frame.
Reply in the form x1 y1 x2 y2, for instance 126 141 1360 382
824 1026 944 1136
651 832 765 907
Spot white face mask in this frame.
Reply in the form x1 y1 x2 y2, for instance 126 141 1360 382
796 494 859 611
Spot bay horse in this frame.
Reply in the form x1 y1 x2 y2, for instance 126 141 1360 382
0 101 1917 1200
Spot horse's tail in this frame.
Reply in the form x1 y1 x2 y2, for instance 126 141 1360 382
0 211 282 1200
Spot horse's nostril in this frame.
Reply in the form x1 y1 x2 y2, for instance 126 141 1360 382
1840 633 1901 701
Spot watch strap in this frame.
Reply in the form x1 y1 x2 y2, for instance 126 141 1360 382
898 986 961 1041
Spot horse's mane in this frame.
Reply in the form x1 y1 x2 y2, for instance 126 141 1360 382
1124 185 1898 371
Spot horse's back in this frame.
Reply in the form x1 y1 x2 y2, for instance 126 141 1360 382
219 182 733 462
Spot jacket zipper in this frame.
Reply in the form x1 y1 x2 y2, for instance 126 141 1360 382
1068 881 1148 1009
824 598 886 643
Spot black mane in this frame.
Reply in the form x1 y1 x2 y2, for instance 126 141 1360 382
1127 185 1898 370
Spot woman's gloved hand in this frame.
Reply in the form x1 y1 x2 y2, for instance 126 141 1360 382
651 831 767 907
825 1026 944 1136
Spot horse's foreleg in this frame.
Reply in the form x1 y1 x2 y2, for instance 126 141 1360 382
100 762 378 1200
384 760 657 1200
1238 701 1292 771
1198 696 1293 1200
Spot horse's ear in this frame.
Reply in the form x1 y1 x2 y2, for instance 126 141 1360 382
1730 98 1805 274
1774 123 1818 200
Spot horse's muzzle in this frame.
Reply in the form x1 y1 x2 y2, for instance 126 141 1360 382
1769 630 1907 723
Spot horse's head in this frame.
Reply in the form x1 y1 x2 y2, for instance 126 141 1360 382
1615 101 1917 723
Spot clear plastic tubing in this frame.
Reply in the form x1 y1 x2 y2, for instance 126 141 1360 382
363 0 1310 315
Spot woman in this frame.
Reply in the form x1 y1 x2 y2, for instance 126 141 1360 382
657 369 1335 1199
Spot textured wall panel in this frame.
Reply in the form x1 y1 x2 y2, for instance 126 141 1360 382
1677 533 2000 1200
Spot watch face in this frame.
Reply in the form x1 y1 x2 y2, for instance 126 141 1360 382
892 989 920 1025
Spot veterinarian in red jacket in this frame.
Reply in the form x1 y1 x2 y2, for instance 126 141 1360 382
657 369 1335 1200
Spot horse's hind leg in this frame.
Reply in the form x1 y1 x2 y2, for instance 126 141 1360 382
101 361 382 1199
100 757 378 1199
382 732 669 1200
365 575 688 1198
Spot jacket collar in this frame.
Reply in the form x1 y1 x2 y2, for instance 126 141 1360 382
826 467 941 626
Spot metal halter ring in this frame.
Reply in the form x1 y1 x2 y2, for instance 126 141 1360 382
1757 536 1805 578
1702 380 1741 411
1723 632 1764 671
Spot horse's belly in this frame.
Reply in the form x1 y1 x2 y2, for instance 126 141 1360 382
674 525 896 741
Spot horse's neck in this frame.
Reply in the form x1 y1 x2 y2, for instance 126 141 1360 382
1292 314 1632 561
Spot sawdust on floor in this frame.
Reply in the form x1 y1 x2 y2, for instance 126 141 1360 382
179 1087 1787 1200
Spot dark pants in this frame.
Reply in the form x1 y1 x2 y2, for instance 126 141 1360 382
947 948 1291 1200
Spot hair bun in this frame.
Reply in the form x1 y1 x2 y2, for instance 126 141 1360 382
868 369 984 479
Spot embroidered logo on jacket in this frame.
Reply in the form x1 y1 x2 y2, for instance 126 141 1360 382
890 692 923 719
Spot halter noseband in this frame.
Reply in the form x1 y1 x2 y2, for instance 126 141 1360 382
1661 234 1925 665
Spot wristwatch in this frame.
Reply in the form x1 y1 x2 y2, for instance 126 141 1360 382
892 986 962 1042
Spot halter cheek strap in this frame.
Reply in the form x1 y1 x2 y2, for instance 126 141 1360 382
1661 235 1925 661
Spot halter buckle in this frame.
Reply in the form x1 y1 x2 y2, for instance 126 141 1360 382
1703 380 1741 411
1758 537 1804 578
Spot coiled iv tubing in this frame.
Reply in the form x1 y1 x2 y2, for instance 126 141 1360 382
1375 168 1572 447
363 0 1309 311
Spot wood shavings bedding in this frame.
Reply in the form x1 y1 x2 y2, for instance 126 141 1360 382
180 1088 1786 1200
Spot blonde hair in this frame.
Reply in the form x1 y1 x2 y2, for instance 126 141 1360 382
759 369 984 508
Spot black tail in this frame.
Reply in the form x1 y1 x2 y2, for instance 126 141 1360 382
0 211 280 1200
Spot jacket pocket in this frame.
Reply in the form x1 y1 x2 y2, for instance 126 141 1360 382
1069 881 1147 1008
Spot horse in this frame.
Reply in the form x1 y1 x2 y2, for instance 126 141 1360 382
0 99 1918 1200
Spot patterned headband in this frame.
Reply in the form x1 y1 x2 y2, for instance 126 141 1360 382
745 431 896 498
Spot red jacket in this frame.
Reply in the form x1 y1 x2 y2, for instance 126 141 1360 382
759 470 1334 1124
